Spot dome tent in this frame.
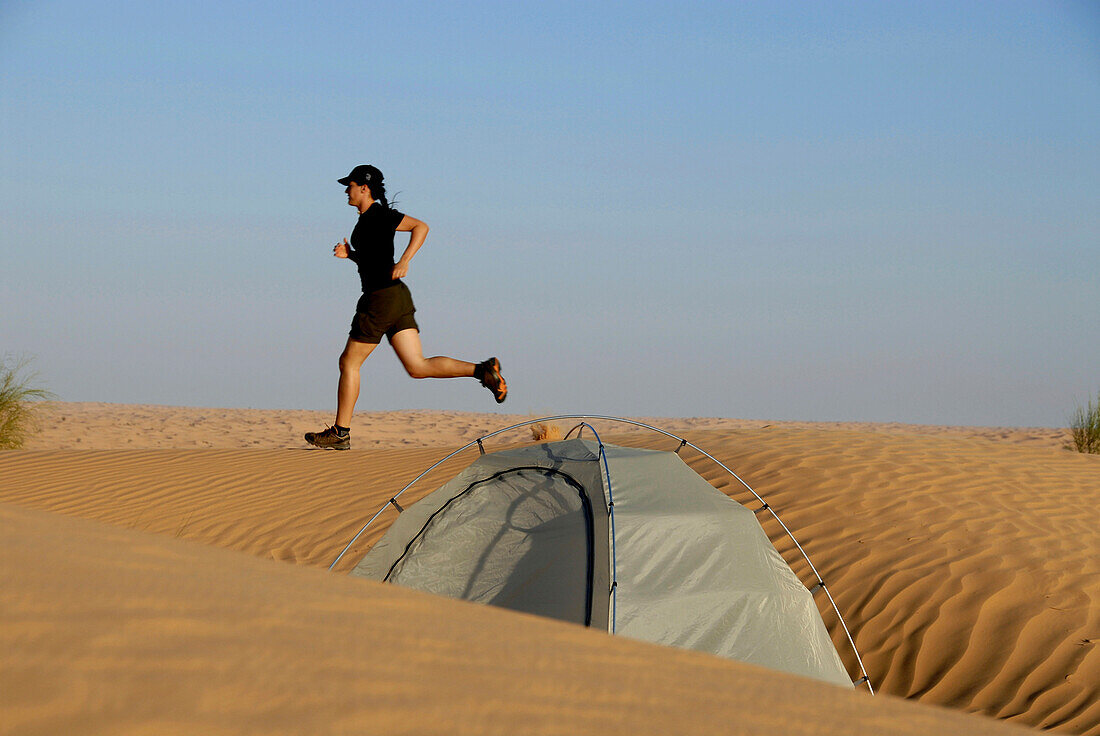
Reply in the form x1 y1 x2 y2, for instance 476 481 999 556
334 418 870 690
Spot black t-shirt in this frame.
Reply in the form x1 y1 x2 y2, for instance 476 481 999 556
347 203 406 292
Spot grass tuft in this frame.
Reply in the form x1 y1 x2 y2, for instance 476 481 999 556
0 356 55 449
1068 390 1100 454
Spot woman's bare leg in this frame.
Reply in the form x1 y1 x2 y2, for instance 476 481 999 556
336 338 378 427
389 329 476 379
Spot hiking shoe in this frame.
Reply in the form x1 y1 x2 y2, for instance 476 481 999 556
478 357 507 403
304 426 350 450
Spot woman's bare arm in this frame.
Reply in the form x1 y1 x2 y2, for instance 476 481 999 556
393 215 429 279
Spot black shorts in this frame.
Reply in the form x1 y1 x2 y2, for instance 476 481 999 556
349 282 419 344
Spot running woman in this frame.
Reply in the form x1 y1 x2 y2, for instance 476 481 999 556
305 164 507 450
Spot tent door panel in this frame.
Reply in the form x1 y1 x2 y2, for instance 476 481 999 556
386 467 595 626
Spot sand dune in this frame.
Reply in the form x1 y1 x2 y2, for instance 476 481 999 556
2 403 1097 734
1 501 1031 736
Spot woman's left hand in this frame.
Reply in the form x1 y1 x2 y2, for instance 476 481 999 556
392 260 410 279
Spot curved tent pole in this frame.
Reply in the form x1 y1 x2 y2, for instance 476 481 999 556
328 414 873 694
328 438 488 571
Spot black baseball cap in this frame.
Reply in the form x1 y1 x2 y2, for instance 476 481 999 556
338 164 383 186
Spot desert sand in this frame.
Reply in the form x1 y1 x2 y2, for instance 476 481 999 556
1 402 1096 735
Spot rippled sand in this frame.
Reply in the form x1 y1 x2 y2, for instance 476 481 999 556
2 403 1096 734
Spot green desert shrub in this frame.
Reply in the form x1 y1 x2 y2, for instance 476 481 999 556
1068 390 1100 454
0 356 54 449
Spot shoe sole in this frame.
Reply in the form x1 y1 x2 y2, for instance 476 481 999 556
486 358 507 404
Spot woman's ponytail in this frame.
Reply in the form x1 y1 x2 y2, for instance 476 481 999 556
372 180 388 208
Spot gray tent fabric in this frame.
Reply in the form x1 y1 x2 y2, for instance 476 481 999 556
354 441 611 627
388 467 595 624
350 438 852 687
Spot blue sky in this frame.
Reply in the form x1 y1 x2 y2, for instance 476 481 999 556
1 0 1097 426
